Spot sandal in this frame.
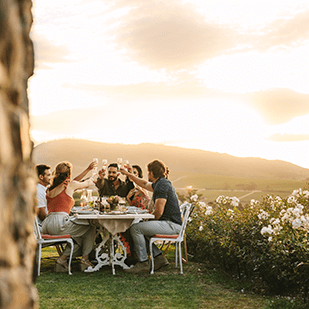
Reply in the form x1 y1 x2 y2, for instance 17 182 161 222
55 257 68 273
80 258 94 272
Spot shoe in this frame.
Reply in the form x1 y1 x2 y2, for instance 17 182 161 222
54 257 68 273
125 261 149 274
124 256 138 267
153 254 169 271
80 258 94 271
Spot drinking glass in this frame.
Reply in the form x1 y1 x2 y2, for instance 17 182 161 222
102 159 107 172
117 158 122 170
92 158 99 178
124 160 129 170
87 190 93 207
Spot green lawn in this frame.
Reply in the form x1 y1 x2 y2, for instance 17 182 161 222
36 247 276 309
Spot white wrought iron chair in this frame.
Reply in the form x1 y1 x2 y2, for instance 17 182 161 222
149 202 192 274
34 218 74 275
158 202 191 262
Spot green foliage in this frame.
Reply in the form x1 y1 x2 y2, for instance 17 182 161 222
185 187 309 301
265 298 308 309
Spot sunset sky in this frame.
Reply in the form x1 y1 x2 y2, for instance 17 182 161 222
29 0 309 169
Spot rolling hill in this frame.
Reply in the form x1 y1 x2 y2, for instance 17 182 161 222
32 139 309 183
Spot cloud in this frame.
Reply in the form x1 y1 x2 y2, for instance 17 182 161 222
31 32 73 69
257 10 309 50
109 0 235 71
31 105 118 135
63 83 309 127
62 79 226 101
267 133 309 142
107 1 309 71
245 88 309 125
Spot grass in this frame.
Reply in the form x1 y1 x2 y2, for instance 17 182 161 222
36 247 282 309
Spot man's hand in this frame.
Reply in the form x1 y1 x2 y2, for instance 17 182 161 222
127 164 133 173
98 169 105 179
120 167 130 176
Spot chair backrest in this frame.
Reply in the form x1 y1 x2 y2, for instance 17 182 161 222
178 203 192 239
179 202 187 214
33 217 42 240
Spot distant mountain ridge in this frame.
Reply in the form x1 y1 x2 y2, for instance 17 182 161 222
32 139 309 181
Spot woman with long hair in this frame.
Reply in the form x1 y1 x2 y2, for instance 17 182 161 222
126 165 152 210
42 161 96 272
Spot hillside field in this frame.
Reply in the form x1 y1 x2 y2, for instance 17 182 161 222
172 171 305 204
33 139 309 204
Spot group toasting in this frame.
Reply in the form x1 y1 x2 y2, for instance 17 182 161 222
35 158 183 274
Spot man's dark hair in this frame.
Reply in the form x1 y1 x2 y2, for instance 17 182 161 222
108 163 118 170
147 160 169 179
36 164 51 177
132 165 143 178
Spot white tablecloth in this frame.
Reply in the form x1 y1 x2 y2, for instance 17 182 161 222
75 213 154 234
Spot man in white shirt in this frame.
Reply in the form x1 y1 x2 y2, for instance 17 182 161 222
36 164 52 230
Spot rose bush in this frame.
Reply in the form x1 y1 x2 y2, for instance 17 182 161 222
185 187 309 297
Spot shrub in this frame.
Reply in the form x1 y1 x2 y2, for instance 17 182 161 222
185 187 309 299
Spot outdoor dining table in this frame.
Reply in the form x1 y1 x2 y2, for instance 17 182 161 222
74 211 155 275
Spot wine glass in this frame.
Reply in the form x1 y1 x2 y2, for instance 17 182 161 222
87 190 93 207
117 158 122 170
124 160 129 170
92 158 99 178
102 159 107 172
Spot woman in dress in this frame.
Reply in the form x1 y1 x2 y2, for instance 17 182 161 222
42 161 96 272
126 165 152 210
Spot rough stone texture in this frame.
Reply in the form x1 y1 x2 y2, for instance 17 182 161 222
0 0 38 308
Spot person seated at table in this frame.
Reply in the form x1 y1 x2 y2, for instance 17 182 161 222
42 161 97 272
126 165 152 210
36 164 52 232
96 163 134 197
120 159 182 274
121 165 153 266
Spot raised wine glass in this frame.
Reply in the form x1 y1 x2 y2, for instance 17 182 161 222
102 159 107 172
117 158 122 170
92 158 99 178
124 160 129 170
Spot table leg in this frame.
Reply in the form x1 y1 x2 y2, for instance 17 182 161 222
110 235 115 275
84 228 110 272
85 229 132 274
110 233 131 275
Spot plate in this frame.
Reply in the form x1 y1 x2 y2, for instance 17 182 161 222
127 209 148 214
77 210 95 215
126 207 139 211
72 206 92 211
105 211 127 215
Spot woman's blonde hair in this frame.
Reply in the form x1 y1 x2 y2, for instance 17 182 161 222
49 161 72 191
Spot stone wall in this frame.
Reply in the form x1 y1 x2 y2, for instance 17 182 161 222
0 0 38 308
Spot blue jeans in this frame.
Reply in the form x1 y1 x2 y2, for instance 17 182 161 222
130 220 181 262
